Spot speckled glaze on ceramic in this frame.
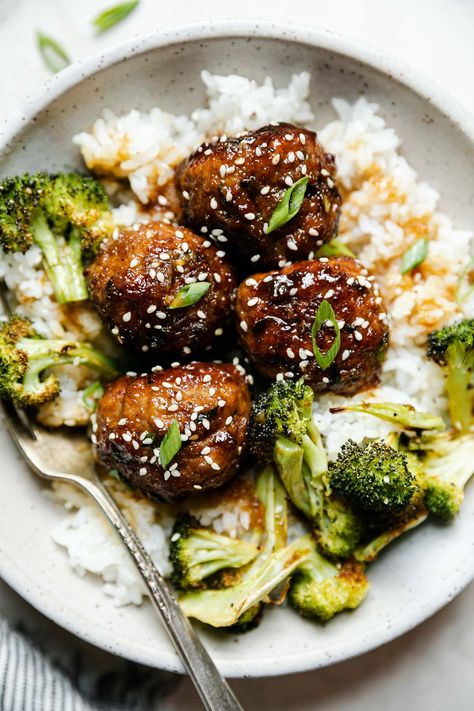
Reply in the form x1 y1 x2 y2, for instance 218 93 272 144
0 21 473 677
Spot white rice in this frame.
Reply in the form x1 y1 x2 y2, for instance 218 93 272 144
2 70 470 605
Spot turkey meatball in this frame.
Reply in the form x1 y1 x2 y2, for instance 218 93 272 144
86 222 236 357
235 258 389 395
176 123 342 271
94 362 251 502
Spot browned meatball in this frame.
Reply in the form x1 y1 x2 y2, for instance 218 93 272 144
86 222 236 357
176 123 341 271
234 258 389 395
94 362 251 502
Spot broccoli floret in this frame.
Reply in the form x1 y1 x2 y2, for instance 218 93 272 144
288 547 369 622
169 515 259 590
0 315 118 407
251 379 362 558
409 431 474 521
329 440 418 514
330 401 445 432
249 378 314 462
427 320 474 432
0 172 112 304
178 467 313 628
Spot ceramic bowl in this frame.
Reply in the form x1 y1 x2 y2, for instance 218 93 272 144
0 21 473 677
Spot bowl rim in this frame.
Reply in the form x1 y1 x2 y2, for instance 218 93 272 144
0 19 473 677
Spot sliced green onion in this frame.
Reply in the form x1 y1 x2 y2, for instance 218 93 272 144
316 239 356 258
168 282 211 309
456 257 474 303
267 177 309 234
92 1 139 32
36 32 71 73
401 238 429 274
82 381 104 411
311 299 341 370
159 420 182 469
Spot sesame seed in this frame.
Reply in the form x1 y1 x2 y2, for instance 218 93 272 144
202 418 210 430
204 455 214 465
122 312 131 322
261 185 270 195
218 399 226 407
325 289 335 298
288 152 295 163
157 311 166 319
247 297 258 306
245 212 256 221
240 320 248 332
284 176 294 187
182 190 190 200
272 154 281 165
250 254 261 263
129 258 139 268
309 228 319 237
287 239 298 251
197 310 206 320
287 348 295 358
194 485 202 490
108 433 116 440
139 467 147 476
219 165 227 178
153 418 164 428
147 305 157 314
299 133 306 144
168 404 178 412
211 462 221 471
118 418 127 426
123 433 132 442
226 190 233 202
301 165 307 175
296 150 305 160
322 377 330 384
111 327 119 335
225 416 233 425
354 331 363 341
284 133 293 140
210 198 218 209
342 350 350 361
327 178 334 188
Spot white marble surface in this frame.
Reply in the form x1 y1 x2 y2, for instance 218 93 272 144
0 0 473 709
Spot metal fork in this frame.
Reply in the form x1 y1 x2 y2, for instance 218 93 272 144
1 399 243 711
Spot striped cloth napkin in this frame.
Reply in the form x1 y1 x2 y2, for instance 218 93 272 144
0 618 178 711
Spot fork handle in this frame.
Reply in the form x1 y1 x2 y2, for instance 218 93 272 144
72 475 243 711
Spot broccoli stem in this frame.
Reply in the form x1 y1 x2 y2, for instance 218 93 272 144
31 211 88 304
353 510 428 563
20 338 118 393
445 348 473 432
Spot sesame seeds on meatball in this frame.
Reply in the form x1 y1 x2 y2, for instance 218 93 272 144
234 257 389 395
94 362 251 502
176 123 341 271
86 221 236 358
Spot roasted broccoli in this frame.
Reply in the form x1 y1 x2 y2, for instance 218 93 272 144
288 548 369 621
427 319 474 432
409 431 474 521
328 440 418 514
353 506 428 563
178 467 313 628
250 379 363 558
169 515 259 590
0 172 112 304
0 315 118 407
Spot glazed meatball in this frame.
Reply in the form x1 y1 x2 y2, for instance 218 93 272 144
176 123 342 271
86 222 236 357
94 362 251 502
235 258 389 395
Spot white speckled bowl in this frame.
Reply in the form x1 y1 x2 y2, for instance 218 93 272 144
0 21 473 677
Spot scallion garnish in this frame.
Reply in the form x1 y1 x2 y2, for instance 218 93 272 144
168 282 211 309
311 299 341 370
316 239 356 258
92 1 139 32
267 177 309 234
401 238 429 274
457 257 474 303
159 420 182 469
36 32 71 73
82 381 104 411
